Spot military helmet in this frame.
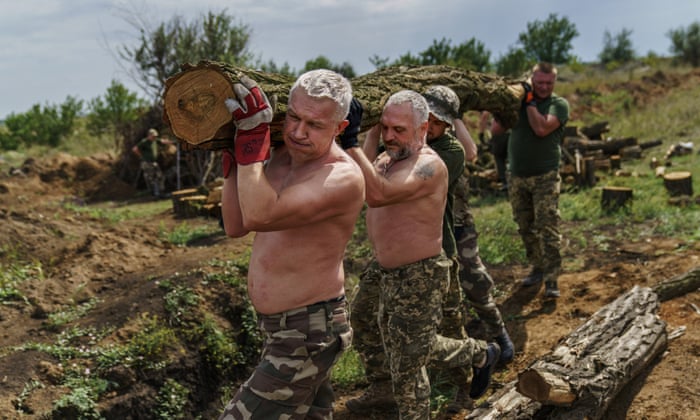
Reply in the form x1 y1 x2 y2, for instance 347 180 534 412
423 85 460 125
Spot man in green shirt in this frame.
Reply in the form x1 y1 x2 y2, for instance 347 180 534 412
131 128 173 198
494 62 570 298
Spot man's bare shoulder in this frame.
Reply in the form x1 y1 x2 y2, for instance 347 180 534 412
415 147 447 180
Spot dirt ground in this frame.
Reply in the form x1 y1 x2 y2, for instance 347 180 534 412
1 69 699 419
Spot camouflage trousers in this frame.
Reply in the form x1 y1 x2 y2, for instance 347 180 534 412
219 296 352 420
455 222 505 338
351 254 487 419
140 161 165 196
509 170 562 282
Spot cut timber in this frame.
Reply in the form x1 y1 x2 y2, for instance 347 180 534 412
663 171 693 197
163 60 523 150
652 266 700 302
469 286 667 420
601 186 633 212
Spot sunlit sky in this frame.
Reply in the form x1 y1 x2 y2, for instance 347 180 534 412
1 0 698 118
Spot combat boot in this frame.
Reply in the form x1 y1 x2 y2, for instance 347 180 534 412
495 328 514 364
521 269 543 286
544 280 560 298
345 380 397 414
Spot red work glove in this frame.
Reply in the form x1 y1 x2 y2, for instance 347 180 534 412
222 149 235 178
225 75 273 165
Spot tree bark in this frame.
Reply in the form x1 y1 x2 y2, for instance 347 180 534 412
468 285 667 420
652 266 700 302
162 60 523 150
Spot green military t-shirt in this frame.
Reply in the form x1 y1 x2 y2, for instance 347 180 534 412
428 132 465 258
136 138 159 163
508 94 569 177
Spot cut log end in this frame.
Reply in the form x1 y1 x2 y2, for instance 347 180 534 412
517 369 576 406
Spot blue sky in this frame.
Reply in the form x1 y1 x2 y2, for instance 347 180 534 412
1 0 699 119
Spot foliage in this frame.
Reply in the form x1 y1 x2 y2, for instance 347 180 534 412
667 21 700 66
371 37 492 72
599 28 636 66
0 96 83 150
494 47 532 77
0 257 42 305
159 221 222 246
87 79 148 153
119 10 254 102
255 58 296 77
331 349 366 388
45 298 100 330
517 13 579 64
302 55 356 78
155 379 190 419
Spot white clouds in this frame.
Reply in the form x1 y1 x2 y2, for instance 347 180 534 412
1 0 700 118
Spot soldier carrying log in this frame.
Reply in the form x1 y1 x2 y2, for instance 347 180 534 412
218 69 365 419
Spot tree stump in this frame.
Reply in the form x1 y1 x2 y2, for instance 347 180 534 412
610 155 621 170
162 60 524 150
663 171 693 197
601 186 633 212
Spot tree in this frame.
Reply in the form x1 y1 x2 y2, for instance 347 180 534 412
599 28 636 65
518 13 579 64
301 55 356 78
667 21 700 66
495 47 532 77
370 37 492 72
118 10 254 102
87 80 148 153
0 97 83 150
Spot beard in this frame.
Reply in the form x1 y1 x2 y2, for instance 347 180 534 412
386 146 411 161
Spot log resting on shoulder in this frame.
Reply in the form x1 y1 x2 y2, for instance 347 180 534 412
162 60 523 150
467 285 667 420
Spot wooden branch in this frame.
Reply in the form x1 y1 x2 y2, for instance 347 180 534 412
652 266 700 302
472 286 667 420
162 60 523 150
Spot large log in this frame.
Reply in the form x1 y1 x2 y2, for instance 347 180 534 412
468 285 667 420
162 60 523 150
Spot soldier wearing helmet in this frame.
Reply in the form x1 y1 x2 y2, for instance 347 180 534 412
423 84 515 411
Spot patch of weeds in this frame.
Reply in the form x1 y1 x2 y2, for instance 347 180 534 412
53 373 112 420
155 378 190 420
14 379 44 414
62 201 126 224
129 314 180 370
203 258 247 287
190 315 246 371
592 234 611 252
159 281 201 326
0 259 43 305
160 221 220 247
331 348 365 388
45 297 100 330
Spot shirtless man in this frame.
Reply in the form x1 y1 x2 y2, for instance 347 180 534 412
344 90 500 419
218 69 365 419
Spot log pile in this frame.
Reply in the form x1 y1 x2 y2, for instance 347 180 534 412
467 284 668 419
162 60 524 150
